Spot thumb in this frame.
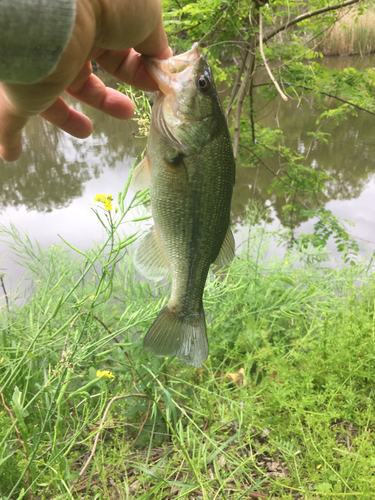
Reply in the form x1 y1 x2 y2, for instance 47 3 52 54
0 86 27 162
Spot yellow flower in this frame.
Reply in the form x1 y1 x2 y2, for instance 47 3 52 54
93 194 113 211
97 370 115 379
94 194 106 202
90 295 95 300
103 199 113 211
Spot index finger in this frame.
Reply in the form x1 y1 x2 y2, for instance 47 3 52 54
95 49 168 91
133 15 172 59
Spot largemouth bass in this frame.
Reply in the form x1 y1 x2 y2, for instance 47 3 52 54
130 44 236 367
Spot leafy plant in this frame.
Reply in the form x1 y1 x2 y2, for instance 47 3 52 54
1 200 375 498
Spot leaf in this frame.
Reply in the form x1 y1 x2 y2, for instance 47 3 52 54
162 387 178 423
12 386 29 418
315 482 333 492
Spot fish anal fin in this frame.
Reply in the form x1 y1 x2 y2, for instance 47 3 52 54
213 226 235 267
130 155 151 192
143 304 208 367
134 227 169 281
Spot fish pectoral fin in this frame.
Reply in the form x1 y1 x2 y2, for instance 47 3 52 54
213 226 235 267
134 227 169 281
130 155 151 192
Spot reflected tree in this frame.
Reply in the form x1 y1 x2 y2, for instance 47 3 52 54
0 78 144 213
232 90 375 226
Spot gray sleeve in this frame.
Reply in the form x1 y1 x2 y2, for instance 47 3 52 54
0 0 76 84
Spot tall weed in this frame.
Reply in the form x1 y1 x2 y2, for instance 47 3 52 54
320 6 375 56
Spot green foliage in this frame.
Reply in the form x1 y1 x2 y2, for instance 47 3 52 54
299 207 360 265
117 84 152 137
1 203 375 498
162 0 375 242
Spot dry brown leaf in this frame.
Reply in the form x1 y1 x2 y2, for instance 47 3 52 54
226 367 246 387
129 479 140 494
248 492 267 499
267 461 279 472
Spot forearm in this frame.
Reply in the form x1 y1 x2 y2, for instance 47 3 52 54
0 0 76 84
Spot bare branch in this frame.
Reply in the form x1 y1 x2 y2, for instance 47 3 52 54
225 47 251 119
253 81 375 117
233 50 256 159
70 393 151 491
259 12 288 101
261 0 363 44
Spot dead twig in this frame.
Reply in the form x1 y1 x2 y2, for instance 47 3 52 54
73 450 168 493
226 46 254 120
249 492 267 499
0 276 9 312
273 12 339 72
70 393 151 492
259 12 288 102
1 393 33 500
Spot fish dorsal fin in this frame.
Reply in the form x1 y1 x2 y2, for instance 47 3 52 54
134 226 170 281
130 155 151 192
213 226 235 266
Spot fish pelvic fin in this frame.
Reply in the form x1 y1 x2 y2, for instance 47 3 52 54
143 304 208 368
134 226 169 281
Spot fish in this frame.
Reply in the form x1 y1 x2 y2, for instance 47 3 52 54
130 43 236 367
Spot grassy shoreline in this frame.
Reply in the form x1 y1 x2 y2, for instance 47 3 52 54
1 213 375 499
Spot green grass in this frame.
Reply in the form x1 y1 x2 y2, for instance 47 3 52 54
1 203 375 499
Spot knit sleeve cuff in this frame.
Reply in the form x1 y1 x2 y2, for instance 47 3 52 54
0 0 76 84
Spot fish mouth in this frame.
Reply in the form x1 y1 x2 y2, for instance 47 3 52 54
143 43 201 95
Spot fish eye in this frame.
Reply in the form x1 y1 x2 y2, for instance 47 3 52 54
197 75 210 91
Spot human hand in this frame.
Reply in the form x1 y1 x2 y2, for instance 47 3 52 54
0 0 172 162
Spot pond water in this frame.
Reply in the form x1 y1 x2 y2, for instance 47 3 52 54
1 55 375 300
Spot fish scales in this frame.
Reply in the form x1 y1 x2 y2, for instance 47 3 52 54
130 44 236 367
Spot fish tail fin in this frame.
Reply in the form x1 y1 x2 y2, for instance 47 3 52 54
143 304 208 367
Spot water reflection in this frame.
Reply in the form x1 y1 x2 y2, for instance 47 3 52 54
2 60 374 224
0 83 145 213
232 54 375 225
